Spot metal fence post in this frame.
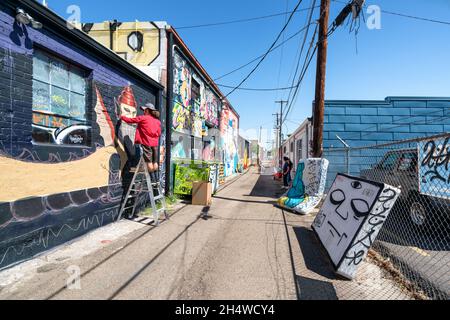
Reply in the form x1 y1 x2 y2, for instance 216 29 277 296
336 135 350 174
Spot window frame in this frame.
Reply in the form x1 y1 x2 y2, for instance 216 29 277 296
31 47 92 148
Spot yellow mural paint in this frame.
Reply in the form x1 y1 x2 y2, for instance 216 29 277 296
278 197 288 206
0 146 119 202
79 21 160 67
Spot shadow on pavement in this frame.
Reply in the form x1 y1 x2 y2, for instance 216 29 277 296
213 195 276 205
292 226 341 281
296 275 338 300
247 175 284 198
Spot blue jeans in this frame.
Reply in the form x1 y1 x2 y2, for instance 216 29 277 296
283 173 291 187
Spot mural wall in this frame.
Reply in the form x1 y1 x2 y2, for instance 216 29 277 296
172 50 220 143
220 105 239 177
0 5 162 269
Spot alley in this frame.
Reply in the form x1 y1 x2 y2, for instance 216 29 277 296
0 168 411 300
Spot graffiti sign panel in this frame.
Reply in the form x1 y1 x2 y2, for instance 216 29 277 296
312 174 400 279
419 137 450 199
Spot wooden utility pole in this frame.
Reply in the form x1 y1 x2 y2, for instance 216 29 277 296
312 0 330 158
272 112 280 165
275 100 287 165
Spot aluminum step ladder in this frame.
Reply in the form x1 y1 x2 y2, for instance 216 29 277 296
117 156 168 225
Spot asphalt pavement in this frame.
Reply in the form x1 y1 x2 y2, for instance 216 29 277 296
0 167 413 300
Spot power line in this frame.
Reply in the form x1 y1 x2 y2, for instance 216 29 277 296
282 22 319 125
275 0 291 103
282 43 318 125
214 22 316 81
284 0 318 117
224 0 306 98
175 4 321 30
331 0 450 27
216 83 298 91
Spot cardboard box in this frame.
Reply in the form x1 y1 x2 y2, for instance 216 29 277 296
192 181 212 206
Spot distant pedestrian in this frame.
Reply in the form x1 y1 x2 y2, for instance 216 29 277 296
282 157 292 189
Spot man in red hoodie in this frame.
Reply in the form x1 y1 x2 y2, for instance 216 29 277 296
120 103 161 180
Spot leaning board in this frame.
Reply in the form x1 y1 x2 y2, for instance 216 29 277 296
312 173 401 279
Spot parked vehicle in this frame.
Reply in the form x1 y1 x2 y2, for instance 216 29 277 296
360 149 450 231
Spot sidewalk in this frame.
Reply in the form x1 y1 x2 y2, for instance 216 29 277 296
0 168 414 300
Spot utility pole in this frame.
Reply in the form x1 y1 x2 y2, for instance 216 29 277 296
275 100 287 166
312 0 330 158
272 112 280 166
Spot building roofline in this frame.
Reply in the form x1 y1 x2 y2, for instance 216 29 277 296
282 118 311 147
167 26 240 118
4 0 164 91
324 96 450 105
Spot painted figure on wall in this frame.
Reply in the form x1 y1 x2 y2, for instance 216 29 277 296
116 86 138 163
172 52 219 137
0 7 167 270
172 135 187 159
220 106 239 177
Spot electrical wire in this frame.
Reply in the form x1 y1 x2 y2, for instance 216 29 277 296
282 22 319 125
331 0 450 27
214 22 316 81
275 0 291 103
175 4 321 30
284 0 317 111
216 84 298 91
224 0 306 98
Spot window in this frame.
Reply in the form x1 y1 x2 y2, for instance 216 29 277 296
297 139 303 161
191 79 201 113
171 132 190 159
380 152 400 170
398 152 417 172
32 49 90 146
290 142 294 153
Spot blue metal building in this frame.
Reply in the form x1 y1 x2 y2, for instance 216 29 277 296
321 97 450 188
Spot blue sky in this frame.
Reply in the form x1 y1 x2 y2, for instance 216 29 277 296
47 0 450 146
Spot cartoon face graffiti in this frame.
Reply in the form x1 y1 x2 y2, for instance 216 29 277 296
329 180 372 221
312 174 383 266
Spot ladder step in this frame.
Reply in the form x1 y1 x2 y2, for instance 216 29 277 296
154 195 164 201
126 194 138 198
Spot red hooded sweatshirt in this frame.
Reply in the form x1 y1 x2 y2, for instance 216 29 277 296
120 115 161 147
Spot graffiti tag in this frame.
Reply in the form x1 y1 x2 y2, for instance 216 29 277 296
419 137 450 199
69 135 84 144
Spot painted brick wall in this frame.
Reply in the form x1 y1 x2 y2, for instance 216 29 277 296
323 97 450 189
0 4 162 269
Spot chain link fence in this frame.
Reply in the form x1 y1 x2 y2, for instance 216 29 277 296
324 133 450 300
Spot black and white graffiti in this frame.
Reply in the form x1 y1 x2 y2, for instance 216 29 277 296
312 173 401 279
419 137 450 199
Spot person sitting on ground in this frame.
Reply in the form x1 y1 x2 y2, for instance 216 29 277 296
120 102 161 181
